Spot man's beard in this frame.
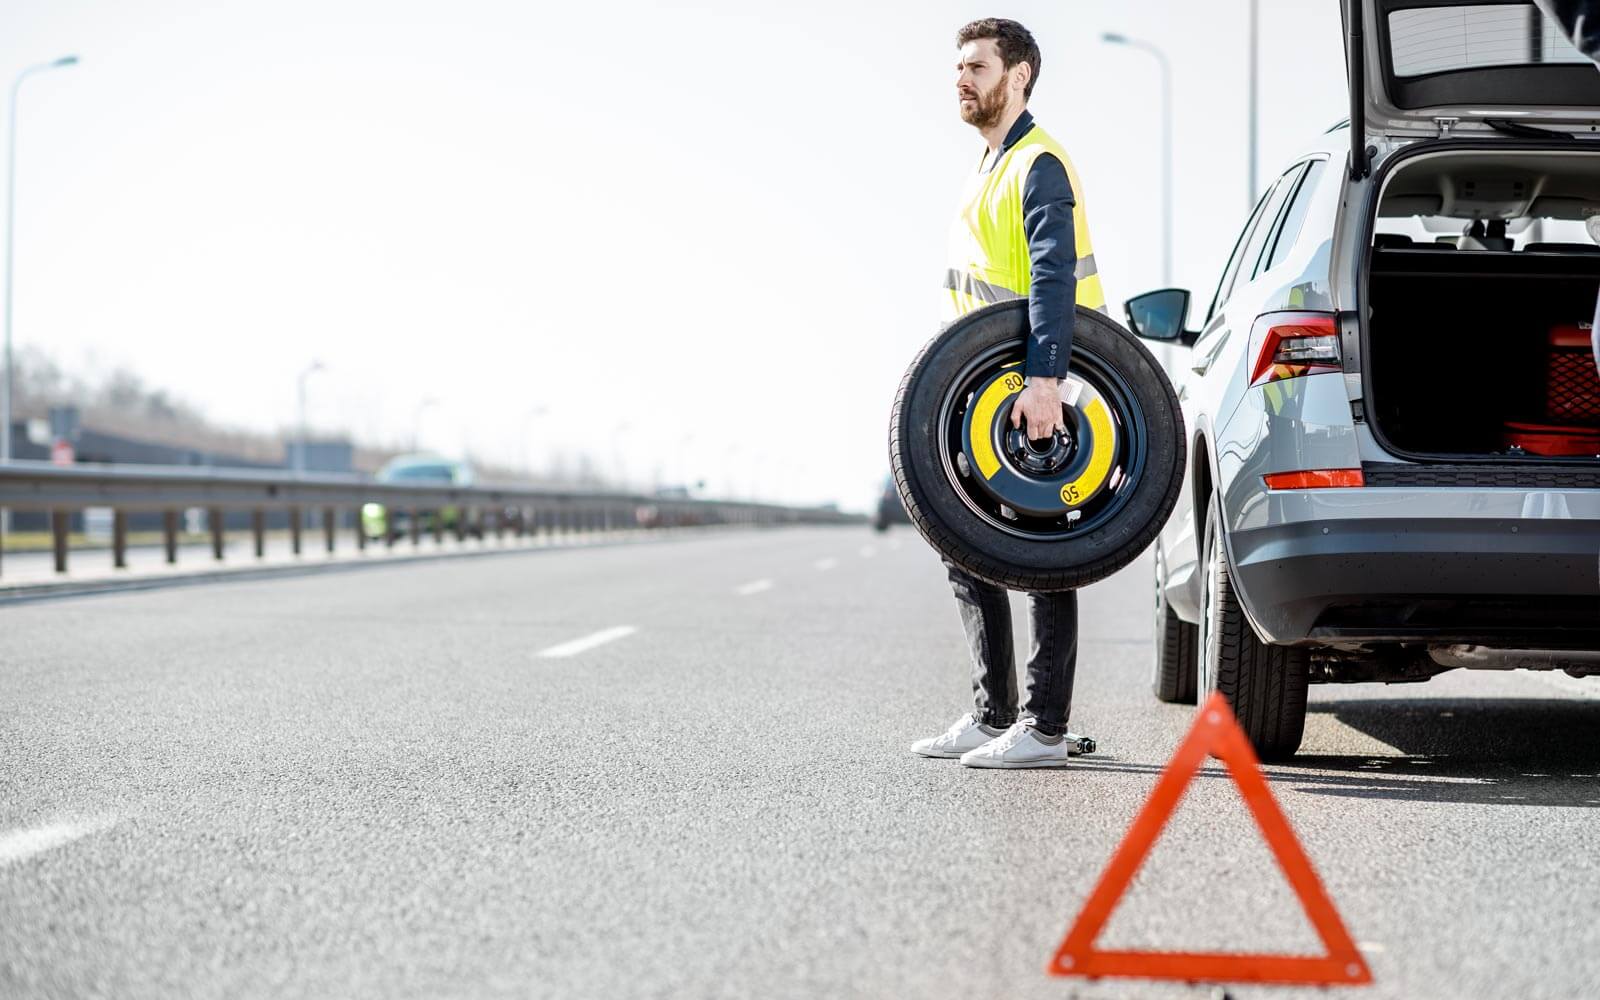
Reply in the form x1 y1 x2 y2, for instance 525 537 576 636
959 77 1010 128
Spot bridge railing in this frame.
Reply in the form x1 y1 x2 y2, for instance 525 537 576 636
0 460 859 579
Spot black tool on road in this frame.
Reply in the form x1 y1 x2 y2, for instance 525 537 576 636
1066 732 1097 756
890 300 1186 591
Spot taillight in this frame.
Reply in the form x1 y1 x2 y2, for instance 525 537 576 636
1248 312 1341 387
1263 469 1365 490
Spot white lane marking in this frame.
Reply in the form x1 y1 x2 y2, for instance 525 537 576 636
537 626 638 658
1519 669 1600 700
0 817 116 867
735 579 774 596
813 558 838 571
858 545 877 558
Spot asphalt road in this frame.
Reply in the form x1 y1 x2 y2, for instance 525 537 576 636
3 525 1598 999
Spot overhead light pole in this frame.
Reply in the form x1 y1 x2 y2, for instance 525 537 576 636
1248 0 1260 207
294 360 324 475
1102 33 1173 287
2 55 78 537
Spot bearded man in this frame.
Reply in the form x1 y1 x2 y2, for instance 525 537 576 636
912 18 1105 769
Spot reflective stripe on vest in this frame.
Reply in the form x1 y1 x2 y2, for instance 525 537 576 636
944 123 1106 319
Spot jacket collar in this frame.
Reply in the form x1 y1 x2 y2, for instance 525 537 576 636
979 109 1035 174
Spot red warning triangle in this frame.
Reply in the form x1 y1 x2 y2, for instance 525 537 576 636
1049 693 1373 986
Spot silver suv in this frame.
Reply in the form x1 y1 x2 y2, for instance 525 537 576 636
1125 0 1600 759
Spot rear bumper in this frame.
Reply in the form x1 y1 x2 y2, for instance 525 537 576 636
1227 486 1600 646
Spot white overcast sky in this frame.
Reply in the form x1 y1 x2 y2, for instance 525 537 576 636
4 0 1347 507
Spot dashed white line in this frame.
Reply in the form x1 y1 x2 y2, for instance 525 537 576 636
813 558 838 571
537 625 638 658
735 579 775 596
0 817 116 867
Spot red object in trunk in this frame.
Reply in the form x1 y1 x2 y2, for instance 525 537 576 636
1502 322 1600 456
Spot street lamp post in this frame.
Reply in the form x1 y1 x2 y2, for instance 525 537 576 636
1102 34 1173 287
294 360 324 475
1248 0 1260 207
2 55 78 537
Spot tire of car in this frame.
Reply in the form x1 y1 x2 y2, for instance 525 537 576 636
890 300 1185 591
1198 490 1309 761
1152 542 1198 704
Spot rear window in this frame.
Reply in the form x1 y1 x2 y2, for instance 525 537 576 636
1388 4 1591 78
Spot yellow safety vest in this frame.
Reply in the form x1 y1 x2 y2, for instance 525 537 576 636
944 123 1105 319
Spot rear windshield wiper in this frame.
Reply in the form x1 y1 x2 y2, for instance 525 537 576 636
1484 119 1578 140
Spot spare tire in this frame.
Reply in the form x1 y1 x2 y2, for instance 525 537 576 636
889 300 1185 592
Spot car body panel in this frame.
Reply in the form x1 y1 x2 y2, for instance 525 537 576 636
1229 486 1600 643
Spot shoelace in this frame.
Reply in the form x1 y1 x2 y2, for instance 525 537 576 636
986 722 1034 753
938 714 978 746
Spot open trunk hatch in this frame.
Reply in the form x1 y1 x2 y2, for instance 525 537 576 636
1346 0 1600 142
1367 145 1600 462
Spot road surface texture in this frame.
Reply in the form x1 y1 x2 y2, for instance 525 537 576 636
3 525 1598 999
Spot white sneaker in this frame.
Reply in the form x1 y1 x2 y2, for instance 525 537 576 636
959 721 1073 769
911 713 1003 758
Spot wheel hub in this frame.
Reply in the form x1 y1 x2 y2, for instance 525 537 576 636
959 367 1121 518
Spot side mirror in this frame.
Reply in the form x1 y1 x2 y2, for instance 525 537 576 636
1124 289 1198 346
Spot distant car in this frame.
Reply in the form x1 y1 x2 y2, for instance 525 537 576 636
874 476 910 532
362 454 478 540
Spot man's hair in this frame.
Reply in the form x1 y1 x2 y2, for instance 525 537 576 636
957 18 1041 100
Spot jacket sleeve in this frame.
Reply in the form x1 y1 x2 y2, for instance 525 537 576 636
1021 152 1077 379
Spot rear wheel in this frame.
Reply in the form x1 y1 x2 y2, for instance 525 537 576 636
1198 492 1308 760
1152 542 1198 704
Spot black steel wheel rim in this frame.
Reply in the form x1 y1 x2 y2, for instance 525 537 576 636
935 340 1150 542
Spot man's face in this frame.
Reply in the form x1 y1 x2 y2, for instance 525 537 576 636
956 39 1019 129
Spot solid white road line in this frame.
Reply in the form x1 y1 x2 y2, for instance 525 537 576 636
813 558 838 571
0 818 116 867
735 579 775 596
537 626 638 659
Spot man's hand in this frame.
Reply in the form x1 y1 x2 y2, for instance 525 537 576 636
1011 377 1066 442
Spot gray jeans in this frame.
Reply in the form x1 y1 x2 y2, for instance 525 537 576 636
944 559 1077 737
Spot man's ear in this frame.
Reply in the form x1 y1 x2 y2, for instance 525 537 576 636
1011 61 1031 99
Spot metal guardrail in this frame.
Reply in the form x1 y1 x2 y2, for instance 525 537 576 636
0 460 860 579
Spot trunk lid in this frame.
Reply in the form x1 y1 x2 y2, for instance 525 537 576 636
1344 0 1600 146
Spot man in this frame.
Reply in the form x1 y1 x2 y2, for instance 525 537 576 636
1532 0 1600 372
911 18 1104 769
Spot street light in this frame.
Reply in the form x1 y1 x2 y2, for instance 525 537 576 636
1 54 78 537
294 360 324 474
412 397 438 451
1102 33 1173 288
1247 0 1259 207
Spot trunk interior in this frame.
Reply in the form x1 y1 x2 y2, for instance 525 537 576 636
1368 249 1600 459
1367 148 1600 462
